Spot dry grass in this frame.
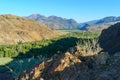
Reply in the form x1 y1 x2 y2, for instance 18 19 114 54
53 30 69 36
76 39 102 57
75 39 109 65
0 58 13 65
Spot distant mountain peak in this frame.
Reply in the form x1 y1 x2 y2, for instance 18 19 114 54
29 14 45 17
103 16 116 18
96 16 119 24
79 16 120 32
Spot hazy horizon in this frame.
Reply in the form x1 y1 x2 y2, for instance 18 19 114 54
0 0 120 22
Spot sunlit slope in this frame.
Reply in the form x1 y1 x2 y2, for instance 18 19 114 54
0 14 56 45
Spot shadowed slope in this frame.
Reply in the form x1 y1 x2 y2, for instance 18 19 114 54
98 23 120 54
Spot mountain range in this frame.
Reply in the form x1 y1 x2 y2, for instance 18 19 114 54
25 14 79 30
26 14 120 31
80 16 120 31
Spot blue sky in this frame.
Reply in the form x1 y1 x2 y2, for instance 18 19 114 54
0 0 120 22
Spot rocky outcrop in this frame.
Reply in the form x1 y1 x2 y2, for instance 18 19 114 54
19 51 86 80
0 14 56 45
98 23 120 54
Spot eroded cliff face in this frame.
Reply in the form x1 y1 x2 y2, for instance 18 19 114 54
0 14 55 45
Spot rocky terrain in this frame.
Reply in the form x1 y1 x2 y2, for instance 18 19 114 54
19 48 120 80
18 23 120 80
0 14 56 45
98 23 120 54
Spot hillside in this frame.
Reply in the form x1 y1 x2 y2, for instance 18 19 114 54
25 14 79 30
86 22 118 32
0 14 55 45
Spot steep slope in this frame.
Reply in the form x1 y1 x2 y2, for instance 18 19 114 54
98 23 120 54
0 14 55 45
25 14 79 30
86 22 118 32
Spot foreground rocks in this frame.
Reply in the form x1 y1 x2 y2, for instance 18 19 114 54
18 48 120 80
19 52 86 80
